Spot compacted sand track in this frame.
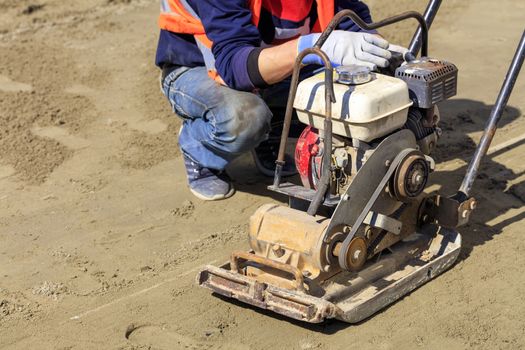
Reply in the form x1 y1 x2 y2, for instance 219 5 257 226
1 1 524 349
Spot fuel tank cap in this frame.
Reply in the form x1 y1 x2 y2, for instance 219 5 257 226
336 65 372 85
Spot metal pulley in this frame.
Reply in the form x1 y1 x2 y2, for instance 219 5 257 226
391 151 430 202
332 236 368 271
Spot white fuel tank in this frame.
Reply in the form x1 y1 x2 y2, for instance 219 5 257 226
294 70 412 142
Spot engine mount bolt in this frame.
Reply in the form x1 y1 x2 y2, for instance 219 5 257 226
385 160 392 167
272 244 285 258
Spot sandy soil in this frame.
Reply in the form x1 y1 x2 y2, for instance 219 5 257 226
0 0 524 349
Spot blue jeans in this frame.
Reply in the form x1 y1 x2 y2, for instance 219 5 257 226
162 66 274 170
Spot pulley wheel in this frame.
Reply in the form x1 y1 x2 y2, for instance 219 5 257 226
345 237 368 271
391 151 430 202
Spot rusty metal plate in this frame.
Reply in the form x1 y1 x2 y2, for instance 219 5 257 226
196 225 461 324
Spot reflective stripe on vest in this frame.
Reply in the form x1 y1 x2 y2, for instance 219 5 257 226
159 0 334 38
158 0 335 84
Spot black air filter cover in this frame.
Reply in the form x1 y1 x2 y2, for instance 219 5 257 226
395 58 458 108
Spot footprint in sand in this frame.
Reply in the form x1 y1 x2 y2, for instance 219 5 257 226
132 119 169 134
31 126 90 150
125 324 249 350
0 75 32 92
64 84 95 96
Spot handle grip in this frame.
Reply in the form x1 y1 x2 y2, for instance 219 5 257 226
230 251 306 292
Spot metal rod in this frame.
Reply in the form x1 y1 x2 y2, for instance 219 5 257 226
314 10 429 57
306 56 335 216
273 48 335 191
408 0 442 57
459 30 525 197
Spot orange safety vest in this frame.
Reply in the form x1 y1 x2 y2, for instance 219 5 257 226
158 0 335 84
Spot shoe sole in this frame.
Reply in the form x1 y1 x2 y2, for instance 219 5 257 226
190 186 235 201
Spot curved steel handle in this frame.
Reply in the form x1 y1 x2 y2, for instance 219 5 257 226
230 251 306 292
314 10 429 57
273 47 335 189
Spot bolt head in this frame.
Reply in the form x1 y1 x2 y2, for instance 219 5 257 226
272 244 285 257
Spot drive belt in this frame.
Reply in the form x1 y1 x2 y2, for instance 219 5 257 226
321 129 418 271
337 148 413 270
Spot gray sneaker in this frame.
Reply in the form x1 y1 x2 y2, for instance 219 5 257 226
182 152 234 201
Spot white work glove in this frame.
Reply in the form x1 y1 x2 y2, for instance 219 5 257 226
298 31 392 69
388 43 409 56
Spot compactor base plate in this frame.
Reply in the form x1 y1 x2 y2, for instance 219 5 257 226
197 224 461 323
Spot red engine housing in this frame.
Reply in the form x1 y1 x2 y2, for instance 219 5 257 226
295 126 323 190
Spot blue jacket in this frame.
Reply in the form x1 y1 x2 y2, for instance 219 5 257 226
156 0 375 91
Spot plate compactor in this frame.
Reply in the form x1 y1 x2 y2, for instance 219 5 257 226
197 1 525 323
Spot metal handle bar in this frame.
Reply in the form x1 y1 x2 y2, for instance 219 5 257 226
273 48 334 190
313 10 429 57
230 251 306 292
459 30 525 198
409 0 442 56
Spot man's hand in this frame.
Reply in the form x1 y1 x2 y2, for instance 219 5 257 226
255 33 405 86
298 31 392 69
